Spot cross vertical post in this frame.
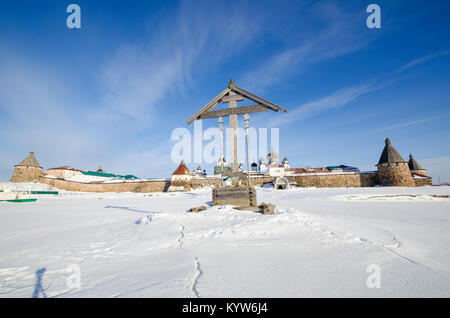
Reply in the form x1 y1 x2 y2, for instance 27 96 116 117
218 116 224 187
228 91 239 186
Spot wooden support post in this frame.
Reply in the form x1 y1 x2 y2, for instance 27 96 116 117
244 113 250 188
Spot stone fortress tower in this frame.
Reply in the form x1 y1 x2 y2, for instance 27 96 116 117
376 138 415 187
9 151 43 182
408 154 427 176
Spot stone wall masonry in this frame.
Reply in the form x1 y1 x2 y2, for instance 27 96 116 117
241 176 276 187
10 166 42 183
191 178 222 189
39 176 169 193
377 162 415 187
286 172 378 188
413 177 433 187
35 169 424 193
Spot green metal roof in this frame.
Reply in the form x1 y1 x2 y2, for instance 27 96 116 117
81 171 139 179
327 165 357 170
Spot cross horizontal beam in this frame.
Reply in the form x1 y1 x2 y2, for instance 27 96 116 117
199 105 268 119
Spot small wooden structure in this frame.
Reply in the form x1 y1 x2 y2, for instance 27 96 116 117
212 186 257 207
187 79 286 207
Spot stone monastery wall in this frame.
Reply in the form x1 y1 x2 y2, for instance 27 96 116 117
37 172 391 193
39 177 170 193
413 177 433 187
287 172 378 188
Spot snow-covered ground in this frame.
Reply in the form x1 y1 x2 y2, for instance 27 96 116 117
0 186 449 298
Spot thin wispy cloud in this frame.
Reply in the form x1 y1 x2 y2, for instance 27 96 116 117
0 49 106 171
269 80 392 127
0 1 269 178
371 116 438 132
239 2 372 92
268 47 450 128
397 49 450 72
97 1 265 127
0 48 188 178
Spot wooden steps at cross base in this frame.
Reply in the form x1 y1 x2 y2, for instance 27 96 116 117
212 186 257 207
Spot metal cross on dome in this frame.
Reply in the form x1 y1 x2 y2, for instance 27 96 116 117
186 79 286 186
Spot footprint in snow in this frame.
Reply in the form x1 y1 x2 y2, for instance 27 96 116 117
135 215 152 225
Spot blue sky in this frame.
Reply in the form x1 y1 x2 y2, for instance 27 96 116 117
0 0 449 182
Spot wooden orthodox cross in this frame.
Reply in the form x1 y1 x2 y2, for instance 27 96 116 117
187 79 286 186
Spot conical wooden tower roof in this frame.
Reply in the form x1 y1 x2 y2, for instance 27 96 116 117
16 151 42 168
408 154 424 171
377 138 406 165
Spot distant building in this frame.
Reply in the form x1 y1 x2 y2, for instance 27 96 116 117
258 157 267 173
194 165 207 177
46 166 82 179
327 165 359 173
282 156 290 169
304 167 329 173
267 148 279 165
171 160 192 182
285 168 306 175
408 154 427 176
258 153 337 177
78 170 138 181
258 150 281 175
214 157 231 175
45 163 139 182
376 138 415 187
9 151 43 182
267 164 285 177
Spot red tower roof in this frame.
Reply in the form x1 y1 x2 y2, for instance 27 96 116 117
172 161 191 175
